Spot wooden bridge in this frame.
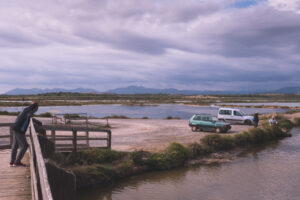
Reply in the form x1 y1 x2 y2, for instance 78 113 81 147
0 119 112 200
0 149 31 200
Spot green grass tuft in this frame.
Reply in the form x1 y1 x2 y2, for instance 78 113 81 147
200 134 235 151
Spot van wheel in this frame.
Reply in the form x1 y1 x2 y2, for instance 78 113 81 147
191 126 197 132
216 127 221 133
244 120 252 125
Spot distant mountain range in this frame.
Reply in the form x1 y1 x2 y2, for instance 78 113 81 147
272 87 300 94
105 86 300 95
3 86 300 95
105 86 253 95
4 88 98 95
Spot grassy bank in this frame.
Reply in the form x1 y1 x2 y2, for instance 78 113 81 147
50 115 300 190
1 93 300 107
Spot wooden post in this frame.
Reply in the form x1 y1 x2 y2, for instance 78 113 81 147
51 130 56 150
85 131 89 147
107 130 111 149
85 113 89 147
85 113 88 127
9 126 13 148
72 130 77 154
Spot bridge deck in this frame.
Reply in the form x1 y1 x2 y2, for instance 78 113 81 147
0 149 31 200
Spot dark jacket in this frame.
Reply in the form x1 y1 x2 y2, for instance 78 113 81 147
253 113 259 122
13 104 37 134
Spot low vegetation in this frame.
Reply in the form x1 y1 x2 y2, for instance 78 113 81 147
51 115 300 190
165 116 181 120
102 115 130 119
37 112 53 117
0 110 20 116
1 93 300 107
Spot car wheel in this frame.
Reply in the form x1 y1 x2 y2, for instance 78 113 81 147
216 127 221 133
220 119 225 122
191 126 197 132
244 120 252 125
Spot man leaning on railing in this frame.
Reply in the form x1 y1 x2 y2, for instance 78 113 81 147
10 102 39 167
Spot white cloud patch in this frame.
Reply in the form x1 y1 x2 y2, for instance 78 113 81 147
0 0 299 93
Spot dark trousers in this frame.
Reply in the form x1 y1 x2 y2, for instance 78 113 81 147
10 130 28 163
254 121 259 127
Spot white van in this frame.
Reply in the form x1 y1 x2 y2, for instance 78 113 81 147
217 108 254 125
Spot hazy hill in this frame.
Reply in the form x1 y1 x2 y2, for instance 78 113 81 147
3 86 300 95
4 88 98 95
105 86 253 95
105 86 300 95
272 87 300 94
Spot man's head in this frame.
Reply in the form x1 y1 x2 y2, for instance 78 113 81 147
31 102 39 112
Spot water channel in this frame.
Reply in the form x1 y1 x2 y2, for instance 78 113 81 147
0 104 289 119
77 128 300 200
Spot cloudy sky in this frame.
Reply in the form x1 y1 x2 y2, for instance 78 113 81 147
0 0 300 93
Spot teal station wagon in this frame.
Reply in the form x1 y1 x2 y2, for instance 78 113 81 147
189 114 231 133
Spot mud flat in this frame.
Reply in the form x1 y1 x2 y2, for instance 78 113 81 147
0 115 255 152
102 119 250 152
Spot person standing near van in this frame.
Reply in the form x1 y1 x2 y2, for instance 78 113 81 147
253 112 259 127
10 102 39 166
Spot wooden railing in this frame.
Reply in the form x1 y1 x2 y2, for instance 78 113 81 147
0 123 13 149
29 119 53 200
1 120 112 199
43 125 112 153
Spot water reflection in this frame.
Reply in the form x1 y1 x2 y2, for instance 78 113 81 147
77 128 300 200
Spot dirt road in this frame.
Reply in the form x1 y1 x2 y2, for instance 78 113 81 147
0 116 252 152
102 119 251 152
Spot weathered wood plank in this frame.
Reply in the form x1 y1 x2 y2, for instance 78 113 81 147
43 125 110 132
0 123 14 127
0 149 31 200
29 120 53 200
0 135 10 138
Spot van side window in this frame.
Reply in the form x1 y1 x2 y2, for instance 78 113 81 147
220 110 232 115
234 111 242 116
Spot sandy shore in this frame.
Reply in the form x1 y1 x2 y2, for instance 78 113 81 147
3 113 300 152
103 119 252 152
0 116 252 152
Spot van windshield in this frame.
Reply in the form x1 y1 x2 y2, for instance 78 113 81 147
234 111 243 116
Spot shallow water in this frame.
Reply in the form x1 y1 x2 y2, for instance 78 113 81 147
0 104 288 119
220 102 300 107
77 128 300 200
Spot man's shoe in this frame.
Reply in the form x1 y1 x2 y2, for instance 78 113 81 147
9 162 15 167
13 162 26 167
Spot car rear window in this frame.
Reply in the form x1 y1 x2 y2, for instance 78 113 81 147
201 116 210 121
219 110 232 115
193 115 202 120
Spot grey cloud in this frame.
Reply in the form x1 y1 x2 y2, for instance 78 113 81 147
200 5 300 58
0 27 47 47
0 0 300 92
75 29 170 55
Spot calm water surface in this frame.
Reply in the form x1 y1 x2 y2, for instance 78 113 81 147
220 102 300 107
77 128 300 200
0 104 289 119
